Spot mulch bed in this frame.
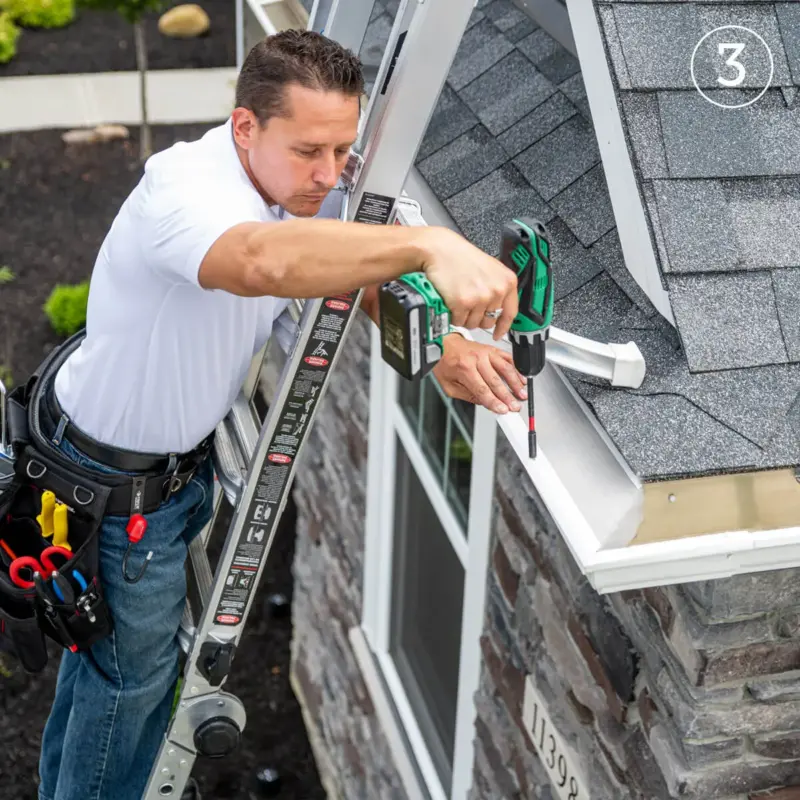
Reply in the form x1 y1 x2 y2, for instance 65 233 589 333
0 0 236 78
0 124 327 799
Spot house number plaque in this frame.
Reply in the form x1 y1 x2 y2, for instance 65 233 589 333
523 676 591 800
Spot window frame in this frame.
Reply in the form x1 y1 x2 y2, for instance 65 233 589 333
360 325 498 800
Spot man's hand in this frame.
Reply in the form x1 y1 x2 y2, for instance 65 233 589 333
432 332 527 414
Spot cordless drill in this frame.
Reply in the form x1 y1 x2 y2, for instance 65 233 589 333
499 217 554 458
377 217 553 459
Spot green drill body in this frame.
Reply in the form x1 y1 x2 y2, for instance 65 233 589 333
498 218 554 458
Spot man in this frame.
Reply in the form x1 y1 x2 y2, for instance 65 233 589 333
37 29 527 800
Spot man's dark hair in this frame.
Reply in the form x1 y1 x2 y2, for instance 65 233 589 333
235 29 364 125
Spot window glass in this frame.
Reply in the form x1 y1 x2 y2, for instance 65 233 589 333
390 439 465 795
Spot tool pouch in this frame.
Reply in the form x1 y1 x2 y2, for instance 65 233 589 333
0 445 113 673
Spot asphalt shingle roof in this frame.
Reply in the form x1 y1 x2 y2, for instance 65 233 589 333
360 0 800 481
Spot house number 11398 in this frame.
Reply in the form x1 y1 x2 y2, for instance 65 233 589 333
522 677 591 800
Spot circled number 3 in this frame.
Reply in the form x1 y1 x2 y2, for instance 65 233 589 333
718 42 746 86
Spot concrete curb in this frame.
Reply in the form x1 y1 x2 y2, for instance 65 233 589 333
0 67 238 133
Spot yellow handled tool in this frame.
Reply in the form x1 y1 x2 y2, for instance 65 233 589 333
53 503 70 551
37 491 56 538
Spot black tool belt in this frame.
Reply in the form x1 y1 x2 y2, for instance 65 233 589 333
0 330 215 673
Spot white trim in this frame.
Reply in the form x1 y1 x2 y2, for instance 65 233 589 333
362 327 399 651
235 0 244 68
393 405 470 569
375 647 449 800
244 0 278 35
450 406 498 800
565 0 675 326
348 626 433 800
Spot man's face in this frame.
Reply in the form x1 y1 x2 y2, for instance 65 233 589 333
232 83 360 217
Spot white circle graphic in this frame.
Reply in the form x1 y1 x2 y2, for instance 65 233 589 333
690 25 774 109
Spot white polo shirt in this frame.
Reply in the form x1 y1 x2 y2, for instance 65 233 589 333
54 118 341 455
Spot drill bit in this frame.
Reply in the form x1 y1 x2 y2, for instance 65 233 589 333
527 376 536 459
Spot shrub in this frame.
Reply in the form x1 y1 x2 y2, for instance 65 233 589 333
7 0 75 28
0 365 12 389
0 266 14 284
0 12 20 62
43 280 89 337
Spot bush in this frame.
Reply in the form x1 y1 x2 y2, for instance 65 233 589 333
0 12 20 62
6 0 75 28
43 280 89 337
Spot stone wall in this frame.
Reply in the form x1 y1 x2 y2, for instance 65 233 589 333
288 312 409 800
471 431 800 800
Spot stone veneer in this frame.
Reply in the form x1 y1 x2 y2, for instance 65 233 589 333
282 312 800 800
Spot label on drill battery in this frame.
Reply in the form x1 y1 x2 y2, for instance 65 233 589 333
213 290 359 626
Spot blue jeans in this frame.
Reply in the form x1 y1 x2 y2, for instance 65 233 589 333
38 436 216 800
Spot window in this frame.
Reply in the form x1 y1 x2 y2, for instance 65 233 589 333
390 439 465 794
360 333 499 800
398 374 475 530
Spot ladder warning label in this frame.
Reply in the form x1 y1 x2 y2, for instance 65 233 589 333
354 191 394 226
213 289 360 627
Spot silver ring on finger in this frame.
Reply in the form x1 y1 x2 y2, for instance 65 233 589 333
484 309 502 319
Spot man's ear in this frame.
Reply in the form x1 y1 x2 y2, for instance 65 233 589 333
231 108 260 150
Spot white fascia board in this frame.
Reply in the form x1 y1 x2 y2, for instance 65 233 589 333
564 0 675 327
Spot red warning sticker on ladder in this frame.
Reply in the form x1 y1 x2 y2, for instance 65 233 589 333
216 614 240 624
268 453 292 464
325 300 350 311
304 356 328 367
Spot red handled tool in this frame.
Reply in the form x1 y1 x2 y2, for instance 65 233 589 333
10 546 73 590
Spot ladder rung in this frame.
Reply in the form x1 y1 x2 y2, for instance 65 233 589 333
212 419 246 507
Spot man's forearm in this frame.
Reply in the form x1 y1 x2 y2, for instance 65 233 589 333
245 218 437 298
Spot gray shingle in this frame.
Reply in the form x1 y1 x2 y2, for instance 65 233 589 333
482 0 538 43
653 177 800 272
620 92 668 179
417 125 507 199
446 19 515 91
498 91 576 158
598 6 631 90
588 391 760 480
552 272 634 344
369 1 385 23
558 72 591 121
629 331 800 449
782 85 799 109
698 5 791 86
756 393 800 469
443 164 556 256
359 12 393 70
612 4 787 90
659 89 800 179
513 115 600 201
549 163 616 247
459 50 556 135
542 216 605 301
773 269 800 361
641 181 672 279
416 85 479 162
590 228 658 317
667 273 789 372
517 28 581 84
652 180 739 272
777 3 800 85
467 7 486 30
